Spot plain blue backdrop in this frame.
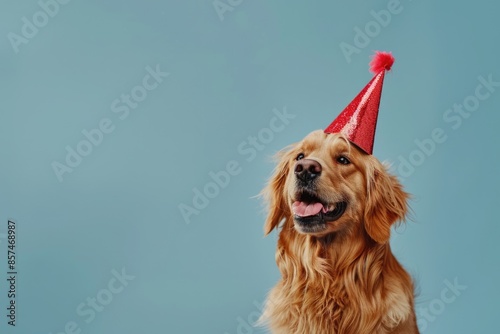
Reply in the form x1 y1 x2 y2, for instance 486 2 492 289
0 1 499 333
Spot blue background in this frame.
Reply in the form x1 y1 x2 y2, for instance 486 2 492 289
0 1 499 333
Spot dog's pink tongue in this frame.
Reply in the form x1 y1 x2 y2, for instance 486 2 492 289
292 201 323 217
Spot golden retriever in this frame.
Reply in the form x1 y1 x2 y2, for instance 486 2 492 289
260 130 419 334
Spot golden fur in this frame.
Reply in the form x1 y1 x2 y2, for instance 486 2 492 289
260 130 419 334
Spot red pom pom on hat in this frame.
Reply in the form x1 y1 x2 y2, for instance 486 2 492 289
369 51 395 74
324 51 395 154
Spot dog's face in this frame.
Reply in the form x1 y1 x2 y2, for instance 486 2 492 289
284 130 366 236
264 130 408 243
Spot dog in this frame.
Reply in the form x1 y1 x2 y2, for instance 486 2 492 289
260 130 419 334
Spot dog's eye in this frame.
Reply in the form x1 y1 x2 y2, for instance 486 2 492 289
296 153 305 161
336 156 350 165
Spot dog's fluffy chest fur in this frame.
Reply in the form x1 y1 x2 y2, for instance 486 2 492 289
259 231 418 334
262 279 414 334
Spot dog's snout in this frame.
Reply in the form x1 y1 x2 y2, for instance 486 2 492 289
294 159 322 183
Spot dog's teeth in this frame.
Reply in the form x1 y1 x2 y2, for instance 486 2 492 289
323 204 335 213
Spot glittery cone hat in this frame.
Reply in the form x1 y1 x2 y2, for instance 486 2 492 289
324 51 395 154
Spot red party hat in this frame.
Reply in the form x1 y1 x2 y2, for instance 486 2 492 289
324 51 395 154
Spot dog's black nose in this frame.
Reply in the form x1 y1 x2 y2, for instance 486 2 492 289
294 159 322 183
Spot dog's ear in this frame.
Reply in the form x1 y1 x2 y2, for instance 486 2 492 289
262 149 293 235
364 161 409 243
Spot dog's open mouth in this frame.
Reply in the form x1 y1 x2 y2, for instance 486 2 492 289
292 191 347 232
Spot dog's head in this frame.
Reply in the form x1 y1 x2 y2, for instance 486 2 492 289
263 130 408 243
